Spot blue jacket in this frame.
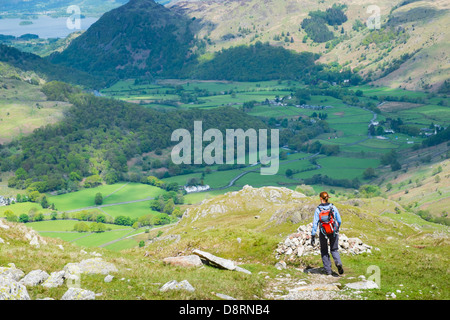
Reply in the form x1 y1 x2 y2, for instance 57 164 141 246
311 203 341 236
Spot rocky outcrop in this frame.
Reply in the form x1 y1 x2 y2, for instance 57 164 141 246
0 275 30 300
276 223 373 259
0 263 25 282
181 185 307 223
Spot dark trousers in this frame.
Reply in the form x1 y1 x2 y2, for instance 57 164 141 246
319 231 342 274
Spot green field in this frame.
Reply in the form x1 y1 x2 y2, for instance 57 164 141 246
49 182 165 212
27 220 129 232
101 201 160 219
49 183 127 211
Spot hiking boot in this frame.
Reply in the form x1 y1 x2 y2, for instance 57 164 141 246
337 265 344 275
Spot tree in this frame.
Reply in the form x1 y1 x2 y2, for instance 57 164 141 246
163 198 175 214
363 167 377 180
34 213 44 222
95 193 103 206
4 210 18 222
96 214 106 223
19 214 29 223
74 222 89 232
285 169 294 178
51 212 58 220
139 240 145 248
40 195 49 209
90 222 106 233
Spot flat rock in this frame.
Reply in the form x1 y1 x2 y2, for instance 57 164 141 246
61 287 96 300
193 249 236 270
193 249 251 274
163 255 203 268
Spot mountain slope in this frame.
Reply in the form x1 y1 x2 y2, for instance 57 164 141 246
49 0 198 80
169 0 449 91
1 185 448 300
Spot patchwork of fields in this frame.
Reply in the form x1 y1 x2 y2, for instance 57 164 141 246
2 80 447 253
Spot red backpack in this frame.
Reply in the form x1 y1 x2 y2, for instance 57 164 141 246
318 204 338 235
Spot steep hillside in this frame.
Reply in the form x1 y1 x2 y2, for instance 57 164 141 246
169 0 449 91
1 185 447 300
49 0 199 80
0 62 71 144
0 44 101 88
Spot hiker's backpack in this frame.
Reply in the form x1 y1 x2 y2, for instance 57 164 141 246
318 204 338 236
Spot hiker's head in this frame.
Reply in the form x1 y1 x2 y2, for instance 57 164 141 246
319 191 330 203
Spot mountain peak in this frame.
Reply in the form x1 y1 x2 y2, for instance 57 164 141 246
49 0 196 80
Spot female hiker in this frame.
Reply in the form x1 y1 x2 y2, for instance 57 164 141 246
310 191 344 276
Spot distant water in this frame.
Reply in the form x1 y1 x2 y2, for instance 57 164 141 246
0 15 98 39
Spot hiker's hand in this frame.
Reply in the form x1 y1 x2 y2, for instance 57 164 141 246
311 235 315 246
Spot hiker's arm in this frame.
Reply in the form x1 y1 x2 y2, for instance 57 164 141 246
334 205 342 227
311 207 319 236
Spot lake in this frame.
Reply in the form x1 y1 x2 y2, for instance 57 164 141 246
0 15 98 39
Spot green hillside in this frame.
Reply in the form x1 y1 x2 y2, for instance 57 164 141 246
49 0 198 80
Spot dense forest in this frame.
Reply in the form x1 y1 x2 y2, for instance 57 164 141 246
1 82 268 193
189 42 319 81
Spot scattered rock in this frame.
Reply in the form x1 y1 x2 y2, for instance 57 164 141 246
0 275 30 300
19 270 50 287
289 283 341 292
42 271 65 288
104 275 114 283
0 263 25 282
163 255 203 268
275 261 287 270
61 287 96 300
160 280 195 292
0 237 4 244
276 223 373 259
0 219 10 230
345 280 379 290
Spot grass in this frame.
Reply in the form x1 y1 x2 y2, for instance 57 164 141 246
102 183 165 205
49 183 127 212
0 201 54 217
0 78 70 144
101 201 160 219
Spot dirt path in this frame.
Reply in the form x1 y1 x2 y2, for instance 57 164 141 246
264 267 355 300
